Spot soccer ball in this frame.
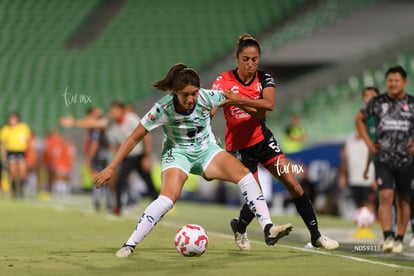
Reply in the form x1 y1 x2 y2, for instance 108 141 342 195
174 224 209 257
353 206 375 228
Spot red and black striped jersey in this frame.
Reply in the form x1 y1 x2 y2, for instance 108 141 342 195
212 69 276 151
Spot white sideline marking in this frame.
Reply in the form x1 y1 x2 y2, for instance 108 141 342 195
279 243 414 271
44 200 414 271
162 222 414 272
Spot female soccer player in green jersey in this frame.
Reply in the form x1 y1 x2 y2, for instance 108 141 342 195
94 63 292 257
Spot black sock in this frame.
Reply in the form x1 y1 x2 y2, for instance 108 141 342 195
236 203 255 234
124 243 136 250
395 235 404 242
383 231 394 240
264 223 273 236
293 194 321 242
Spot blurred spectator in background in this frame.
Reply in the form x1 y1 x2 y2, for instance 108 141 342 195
0 112 31 198
25 130 40 197
411 199 414 247
361 86 401 243
339 131 376 211
42 129 61 192
0 159 4 195
108 101 158 215
359 87 383 224
83 107 111 211
356 65 414 253
283 114 307 154
0 155 3 194
361 86 380 181
51 133 75 196
60 101 158 215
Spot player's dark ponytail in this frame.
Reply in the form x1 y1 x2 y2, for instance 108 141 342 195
152 63 200 92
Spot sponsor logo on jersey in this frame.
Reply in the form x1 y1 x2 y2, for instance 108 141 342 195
400 111 412 117
382 119 410 131
212 84 220 90
231 86 239 93
201 107 210 118
402 103 409 112
376 177 383 186
147 113 156 121
381 103 389 115
165 149 175 163
231 107 250 119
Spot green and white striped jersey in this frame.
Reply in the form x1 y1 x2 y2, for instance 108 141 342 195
141 88 225 152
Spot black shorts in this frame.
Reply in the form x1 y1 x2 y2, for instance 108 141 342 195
350 186 374 206
229 129 285 174
6 151 25 163
374 160 414 195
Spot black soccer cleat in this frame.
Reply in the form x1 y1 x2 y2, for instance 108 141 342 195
264 223 293 246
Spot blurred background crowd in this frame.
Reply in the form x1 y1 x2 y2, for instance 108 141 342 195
1 0 414 223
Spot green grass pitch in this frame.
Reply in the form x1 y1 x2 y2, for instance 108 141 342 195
1 196 413 276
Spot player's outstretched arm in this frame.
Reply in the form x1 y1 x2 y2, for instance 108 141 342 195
60 115 107 129
95 123 148 188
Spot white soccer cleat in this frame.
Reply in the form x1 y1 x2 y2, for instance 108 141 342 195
235 232 251 251
392 240 404 253
115 245 135 258
312 235 339 251
230 218 251 250
409 236 414 248
382 236 395 253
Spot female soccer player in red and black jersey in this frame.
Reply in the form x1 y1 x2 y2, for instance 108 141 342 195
212 34 339 251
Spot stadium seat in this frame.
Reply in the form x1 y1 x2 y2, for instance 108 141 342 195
1 0 307 136
269 51 414 145
262 0 380 52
